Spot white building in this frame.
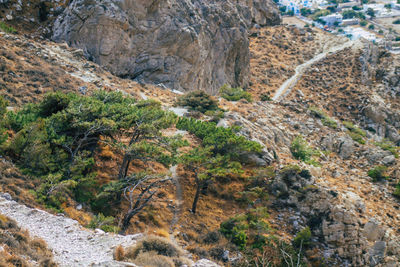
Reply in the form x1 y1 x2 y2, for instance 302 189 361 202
279 0 323 15
320 13 343 26
343 27 381 42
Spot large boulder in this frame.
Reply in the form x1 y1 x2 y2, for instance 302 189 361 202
52 0 280 93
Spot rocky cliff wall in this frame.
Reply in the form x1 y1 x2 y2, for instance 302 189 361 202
52 0 280 93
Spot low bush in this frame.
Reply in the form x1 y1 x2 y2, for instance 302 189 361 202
220 208 269 250
125 236 183 259
293 227 312 248
0 214 57 266
375 139 399 158
0 21 17 34
119 236 190 267
343 121 366 136
290 136 316 162
348 131 366 144
88 213 119 233
367 165 388 182
260 93 272 101
394 185 400 198
176 90 218 113
219 84 252 102
309 107 337 129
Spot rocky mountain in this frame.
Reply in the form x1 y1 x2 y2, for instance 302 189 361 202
1 2 400 267
52 0 280 93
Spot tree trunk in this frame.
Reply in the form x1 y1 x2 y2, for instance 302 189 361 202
191 177 201 214
118 155 131 180
121 209 138 233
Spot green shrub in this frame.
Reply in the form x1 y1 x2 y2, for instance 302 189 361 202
176 90 218 113
176 117 262 162
393 19 400 24
88 213 118 232
219 84 252 102
260 93 272 101
0 22 17 34
293 227 312 247
309 107 337 129
0 96 8 146
343 121 366 137
290 136 316 162
394 185 400 198
367 165 388 182
348 131 366 144
375 140 398 158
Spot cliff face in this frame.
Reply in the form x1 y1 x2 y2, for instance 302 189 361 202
52 0 280 93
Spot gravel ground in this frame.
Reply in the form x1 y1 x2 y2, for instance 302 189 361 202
0 194 141 266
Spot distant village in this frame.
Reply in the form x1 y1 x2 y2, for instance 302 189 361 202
277 0 400 51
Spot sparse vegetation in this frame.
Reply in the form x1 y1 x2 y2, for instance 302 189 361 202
367 165 388 182
219 84 252 102
293 227 312 248
220 207 269 250
117 236 190 267
309 107 337 129
0 214 57 266
176 90 219 113
0 96 8 146
0 21 17 34
290 136 320 166
260 93 272 101
88 213 119 233
375 139 399 158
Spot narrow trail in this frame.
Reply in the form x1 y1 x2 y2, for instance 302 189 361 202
272 40 355 101
0 195 141 267
169 165 183 244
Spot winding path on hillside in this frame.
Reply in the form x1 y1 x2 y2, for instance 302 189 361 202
0 195 140 266
169 165 183 244
272 40 355 101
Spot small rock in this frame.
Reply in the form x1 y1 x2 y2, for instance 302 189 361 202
1 193 12 200
6 14 13 21
95 229 105 235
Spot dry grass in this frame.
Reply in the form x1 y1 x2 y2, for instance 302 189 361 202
0 214 57 267
115 236 191 267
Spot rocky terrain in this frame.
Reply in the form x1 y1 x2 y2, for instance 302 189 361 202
0 2 400 267
51 0 280 93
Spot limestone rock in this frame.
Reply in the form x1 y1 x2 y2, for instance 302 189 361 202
52 0 280 93
363 220 385 242
194 259 221 267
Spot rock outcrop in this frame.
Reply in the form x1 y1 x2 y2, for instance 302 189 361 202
52 0 280 93
270 169 400 266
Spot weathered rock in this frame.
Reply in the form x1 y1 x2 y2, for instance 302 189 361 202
194 259 221 267
52 0 280 93
363 220 385 242
336 135 355 159
369 241 386 266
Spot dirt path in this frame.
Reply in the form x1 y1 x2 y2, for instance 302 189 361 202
0 195 141 267
273 40 355 101
169 165 183 244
